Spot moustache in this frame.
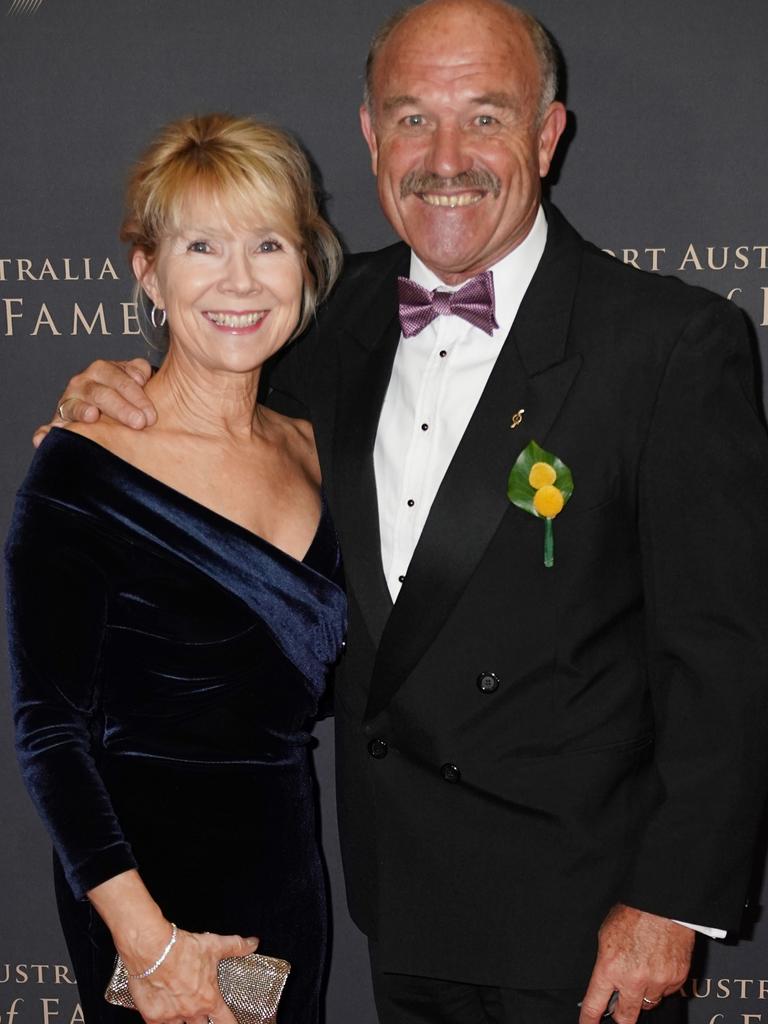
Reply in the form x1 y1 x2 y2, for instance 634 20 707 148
399 169 501 199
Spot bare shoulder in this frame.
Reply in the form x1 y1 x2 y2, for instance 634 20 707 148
285 415 317 451
258 407 319 481
258 405 316 447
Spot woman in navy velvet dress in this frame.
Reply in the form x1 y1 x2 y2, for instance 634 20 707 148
5 114 345 1024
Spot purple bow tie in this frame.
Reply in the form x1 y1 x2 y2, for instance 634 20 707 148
397 270 499 338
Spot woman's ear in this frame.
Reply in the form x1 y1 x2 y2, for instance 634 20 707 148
132 249 162 308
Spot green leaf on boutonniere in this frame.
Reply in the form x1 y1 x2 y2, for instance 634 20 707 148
507 440 574 568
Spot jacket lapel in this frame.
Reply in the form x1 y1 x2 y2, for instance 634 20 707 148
364 205 585 719
331 246 410 648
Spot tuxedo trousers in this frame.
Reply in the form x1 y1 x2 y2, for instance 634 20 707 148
370 945 687 1024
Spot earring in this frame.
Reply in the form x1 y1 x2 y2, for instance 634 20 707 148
150 304 167 328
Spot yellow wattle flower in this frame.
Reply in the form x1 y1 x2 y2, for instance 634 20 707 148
533 484 564 519
528 461 557 489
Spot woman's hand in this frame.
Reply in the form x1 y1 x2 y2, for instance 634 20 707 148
125 927 259 1024
32 357 157 446
88 871 258 1024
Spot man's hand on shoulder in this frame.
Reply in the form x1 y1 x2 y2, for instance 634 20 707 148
33 358 157 447
579 903 694 1024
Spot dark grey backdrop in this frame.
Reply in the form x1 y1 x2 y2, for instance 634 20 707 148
2 2 767 1022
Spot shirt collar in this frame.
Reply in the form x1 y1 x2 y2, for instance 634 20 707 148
407 205 548 337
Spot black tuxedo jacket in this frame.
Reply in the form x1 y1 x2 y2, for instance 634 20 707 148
269 203 768 987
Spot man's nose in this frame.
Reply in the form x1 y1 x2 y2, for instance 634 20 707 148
424 123 472 179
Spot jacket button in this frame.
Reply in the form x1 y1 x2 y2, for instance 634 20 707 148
477 671 500 694
440 763 461 783
368 738 388 759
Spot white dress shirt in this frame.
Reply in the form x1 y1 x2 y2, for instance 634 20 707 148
372 203 724 941
374 207 548 599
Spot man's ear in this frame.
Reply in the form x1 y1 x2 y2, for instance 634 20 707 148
131 249 163 309
537 101 567 178
359 104 379 176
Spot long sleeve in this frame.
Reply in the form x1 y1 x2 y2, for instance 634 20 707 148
623 297 768 929
5 494 137 900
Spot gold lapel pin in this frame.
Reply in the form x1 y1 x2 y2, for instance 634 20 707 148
510 408 525 429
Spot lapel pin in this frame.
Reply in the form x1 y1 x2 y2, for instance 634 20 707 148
510 408 525 429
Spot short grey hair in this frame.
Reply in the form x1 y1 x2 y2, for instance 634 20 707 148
363 2 559 124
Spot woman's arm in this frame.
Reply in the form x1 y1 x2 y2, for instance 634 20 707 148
6 495 137 895
6 495 256 1024
90 870 257 1024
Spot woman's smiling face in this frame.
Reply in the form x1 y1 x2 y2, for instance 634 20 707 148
135 191 305 375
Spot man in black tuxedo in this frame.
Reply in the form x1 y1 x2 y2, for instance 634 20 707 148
46 2 768 1022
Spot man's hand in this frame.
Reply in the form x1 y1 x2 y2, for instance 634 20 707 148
579 904 694 1024
33 358 157 447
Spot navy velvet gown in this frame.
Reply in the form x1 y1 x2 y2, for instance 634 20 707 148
5 428 346 1024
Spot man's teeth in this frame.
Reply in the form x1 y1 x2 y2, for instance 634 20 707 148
206 312 266 328
420 192 484 208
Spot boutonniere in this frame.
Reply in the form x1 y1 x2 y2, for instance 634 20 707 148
507 440 574 568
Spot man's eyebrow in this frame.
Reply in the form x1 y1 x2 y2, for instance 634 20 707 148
471 91 518 109
382 94 421 113
380 91 519 114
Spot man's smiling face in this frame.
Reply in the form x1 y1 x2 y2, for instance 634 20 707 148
360 0 565 285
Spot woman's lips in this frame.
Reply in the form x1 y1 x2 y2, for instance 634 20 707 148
203 310 269 331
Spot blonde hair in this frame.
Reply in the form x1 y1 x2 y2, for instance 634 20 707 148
120 113 342 336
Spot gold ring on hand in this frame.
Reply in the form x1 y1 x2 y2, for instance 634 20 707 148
57 397 80 421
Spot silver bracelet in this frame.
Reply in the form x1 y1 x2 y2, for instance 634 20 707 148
125 923 178 979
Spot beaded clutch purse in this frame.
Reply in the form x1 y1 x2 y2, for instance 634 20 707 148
105 952 291 1024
